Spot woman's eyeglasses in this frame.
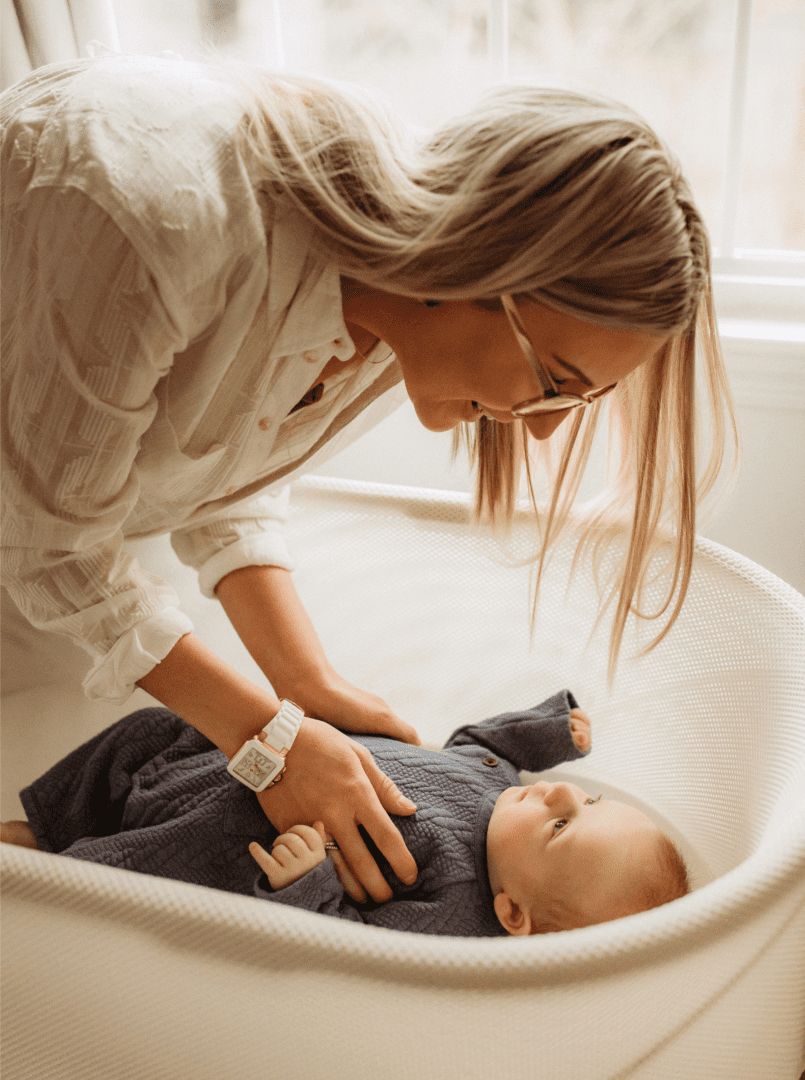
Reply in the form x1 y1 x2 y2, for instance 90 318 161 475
500 294 616 417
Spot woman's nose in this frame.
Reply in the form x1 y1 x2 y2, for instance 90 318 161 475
522 409 574 441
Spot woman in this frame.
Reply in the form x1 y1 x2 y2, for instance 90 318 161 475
0 53 734 904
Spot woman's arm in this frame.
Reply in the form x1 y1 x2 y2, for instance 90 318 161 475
137 632 418 902
214 564 420 745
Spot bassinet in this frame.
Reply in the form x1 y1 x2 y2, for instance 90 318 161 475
2 476 804 1080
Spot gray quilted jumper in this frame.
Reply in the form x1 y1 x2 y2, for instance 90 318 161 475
20 690 587 937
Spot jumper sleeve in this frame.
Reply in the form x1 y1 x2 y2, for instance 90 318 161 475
444 689 589 772
170 487 295 599
253 859 367 923
1 186 193 702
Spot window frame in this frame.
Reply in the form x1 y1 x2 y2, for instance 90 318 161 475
482 0 804 326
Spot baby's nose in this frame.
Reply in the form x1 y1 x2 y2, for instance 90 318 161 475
542 782 577 808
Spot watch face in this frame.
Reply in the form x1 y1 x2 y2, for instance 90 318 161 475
231 745 279 790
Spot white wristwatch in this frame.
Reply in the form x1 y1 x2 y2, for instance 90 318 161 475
226 699 305 792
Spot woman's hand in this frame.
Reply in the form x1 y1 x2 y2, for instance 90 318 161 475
283 669 420 747
257 717 418 904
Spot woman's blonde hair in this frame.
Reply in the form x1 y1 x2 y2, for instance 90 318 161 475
229 68 737 673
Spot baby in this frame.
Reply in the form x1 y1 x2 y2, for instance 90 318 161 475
252 700 690 934
3 690 689 936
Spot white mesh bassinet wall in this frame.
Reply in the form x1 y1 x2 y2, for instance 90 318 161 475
2 476 805 1080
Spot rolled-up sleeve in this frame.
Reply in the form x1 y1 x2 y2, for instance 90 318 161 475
1 186 193 702
171 487 295 599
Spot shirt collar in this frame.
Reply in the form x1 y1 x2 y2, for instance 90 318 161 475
267 199 355 362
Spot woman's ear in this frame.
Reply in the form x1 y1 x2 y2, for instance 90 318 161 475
493 892 533 936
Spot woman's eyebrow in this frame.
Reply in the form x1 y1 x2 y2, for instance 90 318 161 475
552 355 594 387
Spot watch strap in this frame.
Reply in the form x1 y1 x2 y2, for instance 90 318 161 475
260 699 304 754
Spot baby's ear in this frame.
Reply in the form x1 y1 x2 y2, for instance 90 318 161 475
493 893 533 936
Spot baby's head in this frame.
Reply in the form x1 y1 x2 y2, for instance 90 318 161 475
486 781 689 935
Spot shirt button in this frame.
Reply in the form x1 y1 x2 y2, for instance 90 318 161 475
483 756 498 767
258 417 269 431
226 486 237 496
303 351 317 362
334 337 342 346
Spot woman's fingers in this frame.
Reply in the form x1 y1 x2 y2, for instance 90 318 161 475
256 717 418 902
352 744 419 887
287 673 421 747
311 821 367 902
327 850 367 903
329 820 395 902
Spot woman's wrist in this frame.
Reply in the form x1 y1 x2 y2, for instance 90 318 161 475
270 661 338 712
215 564 334 697
136 632 281 759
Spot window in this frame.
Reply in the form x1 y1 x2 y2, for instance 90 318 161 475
111 0 804 323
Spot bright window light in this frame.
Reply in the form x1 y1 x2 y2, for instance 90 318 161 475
112 0 804 261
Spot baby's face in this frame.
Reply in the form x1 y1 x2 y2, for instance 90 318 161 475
486 780 663 933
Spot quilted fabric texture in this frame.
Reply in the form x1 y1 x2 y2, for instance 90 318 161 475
20 691 586 936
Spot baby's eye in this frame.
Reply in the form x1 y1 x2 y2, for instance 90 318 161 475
553 819 569 833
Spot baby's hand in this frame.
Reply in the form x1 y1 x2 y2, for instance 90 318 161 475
249 823 326 891
569 708 591 752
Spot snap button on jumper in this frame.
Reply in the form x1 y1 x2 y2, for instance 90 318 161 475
482 757 498 767
258 417 269 431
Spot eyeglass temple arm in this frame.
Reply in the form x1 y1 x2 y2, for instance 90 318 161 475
500 294 559 397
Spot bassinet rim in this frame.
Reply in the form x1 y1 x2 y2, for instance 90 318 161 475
3 809 804 991
291 474 805 612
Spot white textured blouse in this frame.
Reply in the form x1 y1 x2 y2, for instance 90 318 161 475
1 55 407 703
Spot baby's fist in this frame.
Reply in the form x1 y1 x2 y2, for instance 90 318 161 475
569 708 591 752
250 823 326 891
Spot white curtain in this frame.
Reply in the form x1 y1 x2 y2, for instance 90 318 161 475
1 0 120 91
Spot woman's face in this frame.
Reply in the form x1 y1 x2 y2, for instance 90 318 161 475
343 287 669 441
